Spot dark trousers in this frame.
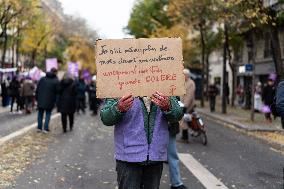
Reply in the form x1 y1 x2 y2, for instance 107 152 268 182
25 96 33 113
265 112 272 121
116 161 163 189
61 113 74 132
10 96 19 112
76 98 85 113
181 129 189 140
38 108 52 131
209 96 216 112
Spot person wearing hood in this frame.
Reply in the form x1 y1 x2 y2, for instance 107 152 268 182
57 73 77 132
36 68 59 133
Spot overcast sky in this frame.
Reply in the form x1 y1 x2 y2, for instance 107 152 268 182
59 0 136 39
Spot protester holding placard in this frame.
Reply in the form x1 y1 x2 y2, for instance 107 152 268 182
100 92 183 189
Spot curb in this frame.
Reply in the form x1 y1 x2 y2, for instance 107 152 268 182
197 109 284 133
0 113 61 147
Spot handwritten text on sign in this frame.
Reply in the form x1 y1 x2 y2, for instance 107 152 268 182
95 38 185 98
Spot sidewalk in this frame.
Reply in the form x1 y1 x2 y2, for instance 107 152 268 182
197 100 283 132
0 106 9 114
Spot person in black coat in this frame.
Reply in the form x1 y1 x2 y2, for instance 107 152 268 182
1 78 9 107
76 77 86 114
262 79 276 122
88 80 100 115
58 74 77 133
9 76 20 113
36 68 59 133
208 83 219 112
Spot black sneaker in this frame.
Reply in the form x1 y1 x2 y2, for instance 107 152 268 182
171 185 188 189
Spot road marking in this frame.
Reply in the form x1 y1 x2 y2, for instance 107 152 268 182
179 153 229 189
0 113 60 147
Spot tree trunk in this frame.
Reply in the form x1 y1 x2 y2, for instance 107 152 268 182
231 67 236 107
250 32 256 122
12 42 15 68
200 25 205 108
31 49 37 67
227 46 236 107
15 26 20 69
270 26 284 82
222 23 229 114
1 23 8 68
205 53 210 101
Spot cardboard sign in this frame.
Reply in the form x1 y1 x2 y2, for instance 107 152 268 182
95 38 185 98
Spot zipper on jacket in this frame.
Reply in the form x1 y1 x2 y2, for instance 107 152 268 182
146 102 154 163
147 111 150 163
140 97 151 163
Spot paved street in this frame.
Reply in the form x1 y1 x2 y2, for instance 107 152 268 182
0 111 38 137
1 111 282 189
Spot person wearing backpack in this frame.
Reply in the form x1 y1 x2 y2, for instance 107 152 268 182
276 80 284 129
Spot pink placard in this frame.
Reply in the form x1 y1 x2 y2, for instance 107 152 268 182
46 58 58 72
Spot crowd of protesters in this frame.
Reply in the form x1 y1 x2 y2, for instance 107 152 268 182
0 69 101 133
0 75 36 114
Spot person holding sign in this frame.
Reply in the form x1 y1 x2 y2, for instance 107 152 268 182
100 92 183 189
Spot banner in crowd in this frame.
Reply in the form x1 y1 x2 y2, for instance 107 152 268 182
68 62 79 77
29 67 41 81
95 38 185 98
46 58 58 72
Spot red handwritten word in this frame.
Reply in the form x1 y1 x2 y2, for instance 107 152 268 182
118 78 141 90
145 74 177 83
103 66 138 80
102 65 163 80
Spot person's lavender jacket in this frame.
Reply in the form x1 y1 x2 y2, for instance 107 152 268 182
100 97 183 163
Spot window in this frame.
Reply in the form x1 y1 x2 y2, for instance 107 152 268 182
264 33 272 58
248 51 253 62
234 48 243 62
